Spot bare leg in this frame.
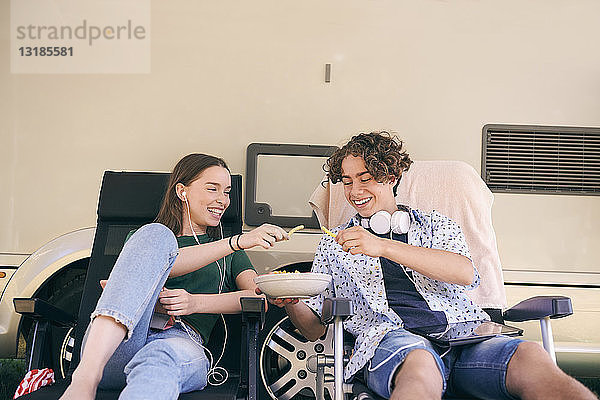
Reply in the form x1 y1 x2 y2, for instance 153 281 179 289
390 349 443 400
59 316 127 400
506 341 597 400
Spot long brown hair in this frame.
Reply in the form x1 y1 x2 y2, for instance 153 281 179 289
155 153 229 238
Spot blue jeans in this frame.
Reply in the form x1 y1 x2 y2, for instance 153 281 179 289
83 223 210 399
364 328 523 399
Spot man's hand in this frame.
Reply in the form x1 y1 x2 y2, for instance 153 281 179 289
238 223 289 250
255 287 299 307
158 288 195 316
336 225 386 257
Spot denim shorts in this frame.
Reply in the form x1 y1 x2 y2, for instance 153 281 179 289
363 328 523 399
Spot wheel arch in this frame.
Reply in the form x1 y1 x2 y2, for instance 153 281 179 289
0 227 94 358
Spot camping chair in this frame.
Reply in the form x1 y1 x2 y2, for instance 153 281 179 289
14 171 265 400
308 160 573 400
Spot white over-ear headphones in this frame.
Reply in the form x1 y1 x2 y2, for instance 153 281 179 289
360 206 411 235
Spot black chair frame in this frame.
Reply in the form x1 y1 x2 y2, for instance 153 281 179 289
318 296 572 400
14 171 264 400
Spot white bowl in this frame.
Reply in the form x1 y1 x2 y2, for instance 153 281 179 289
254 272 332 299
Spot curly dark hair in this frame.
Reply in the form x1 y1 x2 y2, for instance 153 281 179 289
326 131 412 192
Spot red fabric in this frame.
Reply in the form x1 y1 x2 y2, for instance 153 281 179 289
165 315 176 329
14 368 55 399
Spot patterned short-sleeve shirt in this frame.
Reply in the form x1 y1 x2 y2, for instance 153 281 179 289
303 208 489 380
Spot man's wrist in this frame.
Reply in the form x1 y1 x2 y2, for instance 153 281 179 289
283 300 297 311
376 237 388 258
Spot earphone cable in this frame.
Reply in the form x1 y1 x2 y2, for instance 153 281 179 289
177 317 229 385
183 198 229 385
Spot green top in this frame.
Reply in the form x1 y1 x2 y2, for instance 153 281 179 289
125 230 255 343
167 234 255 342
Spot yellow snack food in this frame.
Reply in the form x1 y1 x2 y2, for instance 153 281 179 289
320 226 337 238
288 225 304 236
272 270 301 274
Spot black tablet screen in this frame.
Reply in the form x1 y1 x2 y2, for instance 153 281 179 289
407 320 523 347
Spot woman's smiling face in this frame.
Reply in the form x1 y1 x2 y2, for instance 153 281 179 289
182 165 231 234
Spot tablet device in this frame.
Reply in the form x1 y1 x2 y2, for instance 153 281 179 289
150 312 172 330
407 320 523 347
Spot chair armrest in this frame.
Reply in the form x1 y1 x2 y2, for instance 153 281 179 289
240 297 265 329
13 297 76 328
239 297 266 400
321 297 353 325
503 296 573 322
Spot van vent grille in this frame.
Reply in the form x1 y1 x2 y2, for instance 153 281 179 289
482 125 600 195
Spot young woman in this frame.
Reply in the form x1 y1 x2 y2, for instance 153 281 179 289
60 153 288 400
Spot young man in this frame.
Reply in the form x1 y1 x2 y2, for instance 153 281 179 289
270 132 595 400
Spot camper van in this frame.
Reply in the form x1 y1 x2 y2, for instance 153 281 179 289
1 1 599 398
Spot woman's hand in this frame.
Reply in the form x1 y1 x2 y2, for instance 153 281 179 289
238 224 289 250
158 288 196 316
336 226 386 257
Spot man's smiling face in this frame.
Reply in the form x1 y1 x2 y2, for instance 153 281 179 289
340 155 398 218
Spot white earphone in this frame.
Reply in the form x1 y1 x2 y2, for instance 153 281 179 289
178 184 229 385
360 206 411 235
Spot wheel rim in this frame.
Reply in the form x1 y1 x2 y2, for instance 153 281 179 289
260 316 334 400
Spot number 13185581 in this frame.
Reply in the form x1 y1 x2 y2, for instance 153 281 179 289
19 47 73 56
